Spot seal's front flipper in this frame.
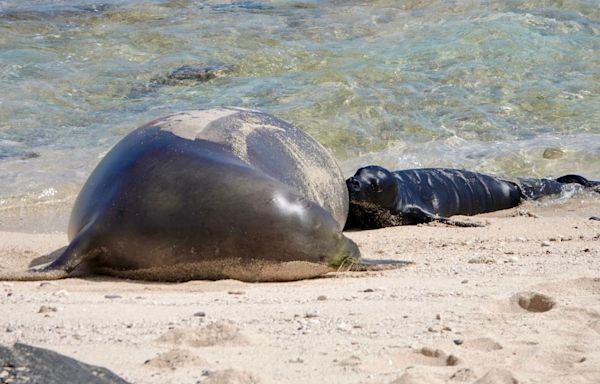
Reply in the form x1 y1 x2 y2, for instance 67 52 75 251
346 201 404 229
434 217 484 228
401 205 484 227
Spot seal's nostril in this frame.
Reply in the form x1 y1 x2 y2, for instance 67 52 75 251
347 178 361 191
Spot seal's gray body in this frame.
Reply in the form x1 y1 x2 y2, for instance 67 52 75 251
42 107 359 281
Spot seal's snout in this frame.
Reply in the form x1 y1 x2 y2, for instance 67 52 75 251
346 177 361 192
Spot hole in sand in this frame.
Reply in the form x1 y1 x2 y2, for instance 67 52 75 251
515 292 555 312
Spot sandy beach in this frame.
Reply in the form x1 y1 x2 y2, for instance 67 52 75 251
1 1 600 383
1 197 599 384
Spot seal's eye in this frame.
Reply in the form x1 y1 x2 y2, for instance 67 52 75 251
370 178 381 192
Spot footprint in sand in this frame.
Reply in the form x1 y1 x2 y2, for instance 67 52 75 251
532 277 600 295
361 347 461 376
511 291 556 313
461 337 503 352
385 347 461 367
473 368 519 384
490 291 557 314
388 372 444 384
144 348 208 370
417 347 461 366
202 369 262 384
449 368 478 382
157 321 252 347
542 350 588 370
526 278 600 321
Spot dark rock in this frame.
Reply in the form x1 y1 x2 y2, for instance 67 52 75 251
0 343 129 383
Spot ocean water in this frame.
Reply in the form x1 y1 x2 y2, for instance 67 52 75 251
0 0 599 231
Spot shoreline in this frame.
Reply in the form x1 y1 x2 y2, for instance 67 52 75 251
1 198 599 383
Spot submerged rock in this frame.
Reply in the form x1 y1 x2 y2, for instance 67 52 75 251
128 64 233 98
542 147 564 159
165 64 233 82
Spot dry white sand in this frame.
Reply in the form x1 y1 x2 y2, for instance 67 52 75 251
1 198 600 384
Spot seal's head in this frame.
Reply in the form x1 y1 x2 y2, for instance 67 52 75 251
346 165 397 208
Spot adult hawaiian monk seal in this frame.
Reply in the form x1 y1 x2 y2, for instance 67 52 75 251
345 165 600 229
11 107 360 282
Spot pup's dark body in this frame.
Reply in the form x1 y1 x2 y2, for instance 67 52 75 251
346 166 599 229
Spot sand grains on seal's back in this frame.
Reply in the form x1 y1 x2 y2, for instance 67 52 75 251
154 107 348 227
155 107 255 141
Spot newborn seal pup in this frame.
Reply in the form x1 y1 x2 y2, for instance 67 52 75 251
11 107 361 282
346 165 599 229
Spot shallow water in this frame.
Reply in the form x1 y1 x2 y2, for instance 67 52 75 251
0 0 599 231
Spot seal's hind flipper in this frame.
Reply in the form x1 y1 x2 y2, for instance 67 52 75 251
0 266 69 282
556 174 600 193
0 250 70 281
348 259 413 271
19 222 99 280
556 174 596 187
434 217 484 228
0 238 77 281
28 246 66 269
401 206 484 227
35 224 97 274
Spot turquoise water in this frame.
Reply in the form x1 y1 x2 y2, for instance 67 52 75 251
1 0 599 229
